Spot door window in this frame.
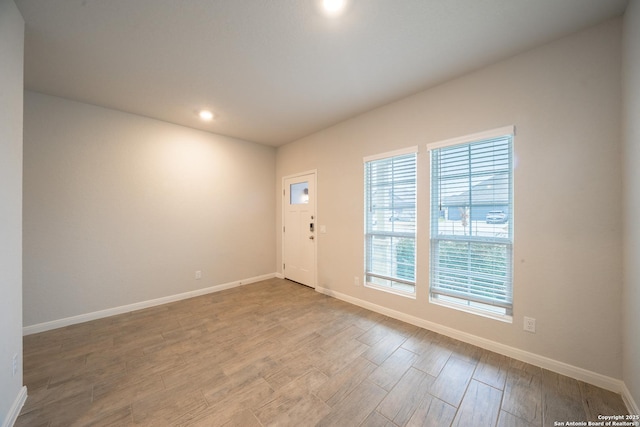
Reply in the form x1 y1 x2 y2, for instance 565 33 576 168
290 182 309 205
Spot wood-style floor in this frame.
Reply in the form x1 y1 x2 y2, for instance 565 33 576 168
17 278 628 427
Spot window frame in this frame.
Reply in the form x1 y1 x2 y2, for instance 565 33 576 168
363 146 418 298
427 126 515 322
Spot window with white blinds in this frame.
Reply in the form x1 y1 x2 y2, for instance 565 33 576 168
428 127 514 319
364 147 417 296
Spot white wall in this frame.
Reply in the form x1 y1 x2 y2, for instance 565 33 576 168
23 92 276 327
0 0 25 423
622 0 640 413
277 19 623 380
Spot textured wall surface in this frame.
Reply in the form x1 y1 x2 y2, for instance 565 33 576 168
23 92 276 326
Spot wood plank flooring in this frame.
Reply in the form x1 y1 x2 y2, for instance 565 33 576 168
17 278 629 427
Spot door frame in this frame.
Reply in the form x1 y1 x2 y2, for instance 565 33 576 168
281 170 317 289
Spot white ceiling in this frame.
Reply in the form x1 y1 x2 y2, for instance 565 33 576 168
16 0 629 146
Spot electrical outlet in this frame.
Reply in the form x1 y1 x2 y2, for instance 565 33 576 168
354 276 360 286
524 317 536 333
12 354 17 376
195 270 202 280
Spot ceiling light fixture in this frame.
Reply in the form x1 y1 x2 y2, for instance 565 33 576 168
199 110 214 121
322 0 346 16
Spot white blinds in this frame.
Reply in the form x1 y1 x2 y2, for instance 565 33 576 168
429 134 513 313
364 149 417 294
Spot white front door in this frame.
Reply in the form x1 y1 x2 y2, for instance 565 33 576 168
283 172 316 288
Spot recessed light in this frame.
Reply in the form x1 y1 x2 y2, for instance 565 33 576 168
199 110 214 121
322 0 346 16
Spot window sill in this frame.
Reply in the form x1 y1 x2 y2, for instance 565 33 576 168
365 282 416 299
429 296 513 323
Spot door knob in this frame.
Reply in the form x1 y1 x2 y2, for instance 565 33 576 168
309 236 315 240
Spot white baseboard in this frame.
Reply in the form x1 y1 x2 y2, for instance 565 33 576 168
316 286 628 397
275 272 285 279
23 273 277 335
622 383 640 416
2 386 27 427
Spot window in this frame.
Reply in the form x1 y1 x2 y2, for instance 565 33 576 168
428 126 514 320
364 147 417 296
290 182 309 204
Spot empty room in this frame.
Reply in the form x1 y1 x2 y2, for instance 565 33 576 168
1 0 639 426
